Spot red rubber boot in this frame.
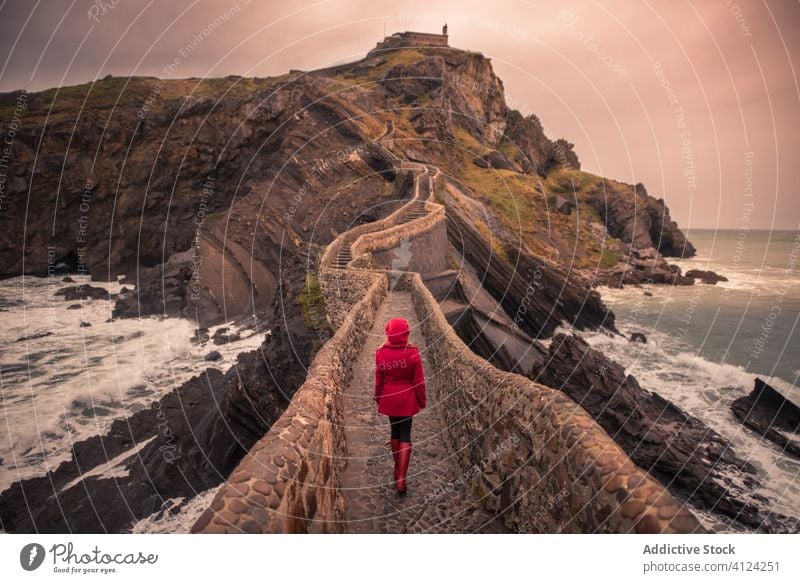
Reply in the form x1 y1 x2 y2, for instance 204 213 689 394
395 441 412 495
390 438 401 484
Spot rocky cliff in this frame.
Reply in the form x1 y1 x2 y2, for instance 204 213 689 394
0 40 705 532
1 45 694 300
0 74 405 326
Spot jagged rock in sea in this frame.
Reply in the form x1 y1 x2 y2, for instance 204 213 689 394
731 378 800 461
112 250 199 321
581 180 696 259
55 284 112 301
15 331 54 342
685 269 729 284
589 247 695 287
532 334 797 533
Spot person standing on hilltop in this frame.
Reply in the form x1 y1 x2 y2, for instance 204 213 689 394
374 317 427 496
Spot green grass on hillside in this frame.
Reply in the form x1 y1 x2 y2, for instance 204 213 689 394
474 218 510 263
363 49 427 81
333 49 428 84
295 273 331 343
543 167 601 195
599 248 621 268
452 125 492 157
6 75 279 121
453 159 626 269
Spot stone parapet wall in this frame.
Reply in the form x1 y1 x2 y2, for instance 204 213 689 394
192 274 388 533
421 269 459 300
371 219 449 276
319 165 424 269
352 206 446 268
318 268 381 330
404 271 704 534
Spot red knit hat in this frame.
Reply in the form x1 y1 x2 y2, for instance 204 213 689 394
385 318 410 345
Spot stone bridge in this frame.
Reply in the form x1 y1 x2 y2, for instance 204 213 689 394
191 138 704 534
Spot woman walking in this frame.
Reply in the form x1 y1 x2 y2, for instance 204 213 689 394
374 317 426 495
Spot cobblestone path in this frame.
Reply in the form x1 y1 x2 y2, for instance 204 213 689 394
340 291 508 533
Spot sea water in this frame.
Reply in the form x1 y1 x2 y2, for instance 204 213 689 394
0 275 265 530
587 229 799 529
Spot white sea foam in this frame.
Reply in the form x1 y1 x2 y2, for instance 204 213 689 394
582 325 800 520
0 275 266 495
58 436 156 494
129 483 224 533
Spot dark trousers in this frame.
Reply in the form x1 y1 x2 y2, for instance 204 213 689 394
388 415 413 442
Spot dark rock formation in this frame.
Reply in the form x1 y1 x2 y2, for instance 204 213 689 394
501 111 579 175
111 250 198 320
443 51 508 146
590 248 695 287
641 184 696 258
630 332 647 343
473 150 515 171
192 328 210 345
686 269 728 284
204 351 222 361
533 334 796 532
0 327 309 533
554 195 575 215
445 201 616 338
584 181 695 258
380 57 443 100
15 331 53 342
731 378 800 460
212 327 242 345
55 284 112 301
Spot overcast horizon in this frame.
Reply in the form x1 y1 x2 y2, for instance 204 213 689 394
1 0 798 230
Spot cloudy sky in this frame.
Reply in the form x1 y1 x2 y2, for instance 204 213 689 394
1 0 798 229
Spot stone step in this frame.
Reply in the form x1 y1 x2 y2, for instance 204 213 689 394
398 214 428 223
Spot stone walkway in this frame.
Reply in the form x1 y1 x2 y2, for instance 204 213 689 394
340 290 508 533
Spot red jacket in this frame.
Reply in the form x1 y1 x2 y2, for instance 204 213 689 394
374 318 426 417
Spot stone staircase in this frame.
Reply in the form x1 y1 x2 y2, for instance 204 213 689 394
396 201 429 224
331 246 352 269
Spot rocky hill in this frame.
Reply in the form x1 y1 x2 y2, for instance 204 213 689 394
1 45 694 301
1 40 738 533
